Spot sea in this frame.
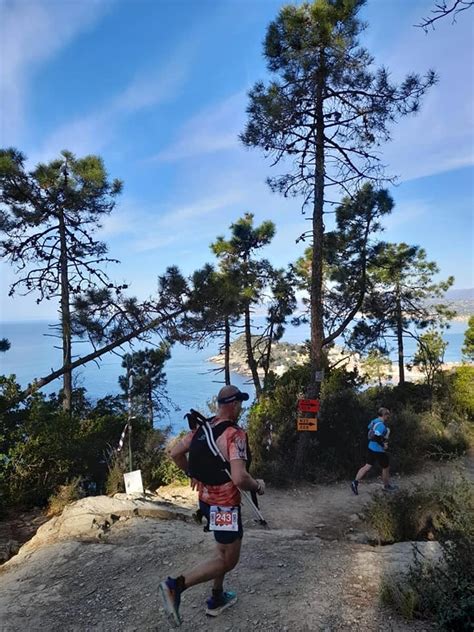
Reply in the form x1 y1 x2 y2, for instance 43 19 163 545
0 319 467 433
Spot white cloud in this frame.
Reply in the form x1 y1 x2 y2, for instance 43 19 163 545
382 199 429 230
151 91 246 163
375 8 474 182
112 53 190 112
159 191 243 227
30 40 196 164
0 0 114 145
94 188 246 254
131 190 244 252
33 110 114 162
98 203 137 238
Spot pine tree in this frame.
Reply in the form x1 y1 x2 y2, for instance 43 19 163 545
351 243 454 384
189 264 245 385
412 329 448 390
211 214 276 397
0 339 10 353
462 315 474 361
0 149 123 411
119 344 171 426
293 183 393 349
241 0 436 396
360 349 393 387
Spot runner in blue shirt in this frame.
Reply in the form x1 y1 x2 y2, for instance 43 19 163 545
351 407 397 495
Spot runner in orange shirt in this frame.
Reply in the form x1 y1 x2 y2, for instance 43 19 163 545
159 385 265 627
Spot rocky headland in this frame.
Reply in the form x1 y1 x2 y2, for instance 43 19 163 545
208 335 463 383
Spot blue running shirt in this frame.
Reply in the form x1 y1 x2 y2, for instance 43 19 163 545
368 418 387 453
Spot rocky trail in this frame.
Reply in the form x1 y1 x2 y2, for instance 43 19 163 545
1 459 470 632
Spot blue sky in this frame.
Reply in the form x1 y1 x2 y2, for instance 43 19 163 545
0 0 473 321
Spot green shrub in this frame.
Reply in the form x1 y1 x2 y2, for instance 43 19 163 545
409 409 470 462
425 426 470 460
380 580 418 619
247 364 313 483
450 365 474 420
381 510 473 629
105 457 125 496
1 384 173 506
317 369 367 477
434 365 474 424
47 477 84 516
6 403 79 507
376 474 473 628
155 454 189 486
365 487 437 543
148 431 188 487
364 382 432 414
365 474 473 543
247 364 468 484
131 427 170 490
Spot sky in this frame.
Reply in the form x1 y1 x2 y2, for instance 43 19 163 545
0 0 473 322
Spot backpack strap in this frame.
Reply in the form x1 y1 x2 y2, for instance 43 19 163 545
372 421 385 435
369 420 386 445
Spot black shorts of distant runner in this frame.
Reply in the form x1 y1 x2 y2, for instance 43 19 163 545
367 449 389 469
199 500 243 544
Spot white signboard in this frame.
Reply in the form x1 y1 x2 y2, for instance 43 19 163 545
314 370 325 382
123 469 144 495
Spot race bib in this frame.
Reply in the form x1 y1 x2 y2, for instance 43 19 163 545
209 506 239 532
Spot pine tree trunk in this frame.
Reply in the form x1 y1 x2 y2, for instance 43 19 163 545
224 316 231 386
147 374 153 427
395 292 405 385
295 55 326 477
309 62 326 399
244 304 262 397
58 205 72 413
263 322 274 387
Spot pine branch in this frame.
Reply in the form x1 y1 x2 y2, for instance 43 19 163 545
415 0 473 30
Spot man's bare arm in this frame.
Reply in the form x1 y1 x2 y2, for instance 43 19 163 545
230 459 264 494
168 439 190 473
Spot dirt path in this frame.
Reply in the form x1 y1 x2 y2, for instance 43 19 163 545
1 460 469 632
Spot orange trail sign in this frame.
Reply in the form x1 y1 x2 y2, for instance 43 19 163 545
297 418 318 432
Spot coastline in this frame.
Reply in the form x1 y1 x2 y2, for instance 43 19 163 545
207 346 466 383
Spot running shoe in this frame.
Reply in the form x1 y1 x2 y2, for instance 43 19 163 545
159 577 182 627
383 483 398 492
206 590 238 617
350 480 359 496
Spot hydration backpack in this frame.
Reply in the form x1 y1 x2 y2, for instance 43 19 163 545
185 410 265 524
187 417 251 486
368 420 385 444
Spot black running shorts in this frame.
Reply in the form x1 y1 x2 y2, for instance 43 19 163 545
367 448 389 469
199 500 243 544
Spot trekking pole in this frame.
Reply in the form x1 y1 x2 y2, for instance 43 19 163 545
237 488 268 526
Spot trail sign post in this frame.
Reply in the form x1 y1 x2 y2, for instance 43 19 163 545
297 399 320 432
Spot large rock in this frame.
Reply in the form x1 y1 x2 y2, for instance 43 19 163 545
4 494 193 567
379 540 442 573
351 540 443 581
